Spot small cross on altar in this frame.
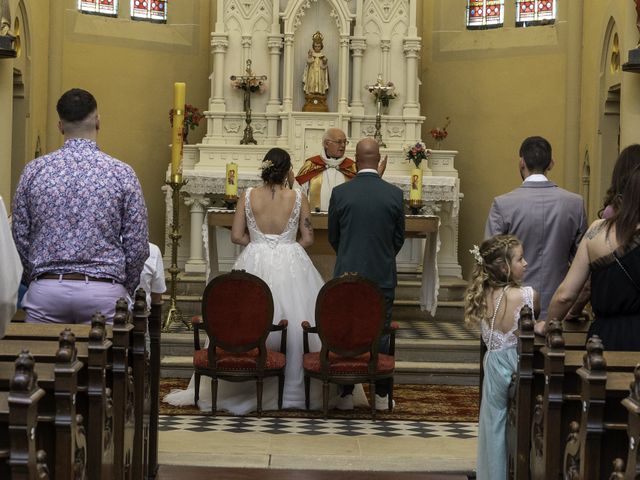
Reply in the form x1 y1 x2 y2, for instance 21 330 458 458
230 59 267 145
366 74 395 147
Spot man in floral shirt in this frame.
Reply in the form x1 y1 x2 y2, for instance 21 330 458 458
12 88 149 324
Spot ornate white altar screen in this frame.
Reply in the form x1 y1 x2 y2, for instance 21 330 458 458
164 0 463 281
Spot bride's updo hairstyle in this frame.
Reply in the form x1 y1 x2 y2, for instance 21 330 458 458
261 148 291 185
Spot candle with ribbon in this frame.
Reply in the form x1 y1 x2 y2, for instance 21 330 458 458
170 82 186 182
409 168 423 201
406 141 429 207
225 162 238 197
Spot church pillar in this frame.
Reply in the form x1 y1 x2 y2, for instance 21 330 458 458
403 38 421 118
184 196 211 274
210 35 228 112
338 35 350 114
266 35 283 141
350 37 367 139
282 34 294 113
380 39 391 81
241 35 252 67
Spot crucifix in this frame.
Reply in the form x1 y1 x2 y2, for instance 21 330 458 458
366 74 394 147
230 59 267 145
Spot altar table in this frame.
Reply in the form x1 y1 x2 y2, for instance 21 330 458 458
204 210 441 315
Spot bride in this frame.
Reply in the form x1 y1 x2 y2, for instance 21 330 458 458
165 148 327 413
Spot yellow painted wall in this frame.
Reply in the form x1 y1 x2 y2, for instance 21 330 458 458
422 0 580 278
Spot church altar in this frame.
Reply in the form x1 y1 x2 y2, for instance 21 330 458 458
163 0 464 304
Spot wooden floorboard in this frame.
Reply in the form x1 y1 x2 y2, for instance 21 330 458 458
156 465 469 479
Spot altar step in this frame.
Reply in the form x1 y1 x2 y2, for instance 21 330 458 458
160 273 479 385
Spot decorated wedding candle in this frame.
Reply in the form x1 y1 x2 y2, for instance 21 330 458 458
409 167 423 201
170 82 186 181
225 162 238 196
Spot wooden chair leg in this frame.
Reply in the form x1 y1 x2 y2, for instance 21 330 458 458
304 375 310 410
370 381 376 420
322 381 329 419
211 377 218 416
194 373 201 404
278 374 284 410
257 377 263 417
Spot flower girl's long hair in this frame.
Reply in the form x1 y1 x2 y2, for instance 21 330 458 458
464 235 523 327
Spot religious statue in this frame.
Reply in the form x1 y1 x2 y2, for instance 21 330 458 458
302 31 329 112
0 0 10 36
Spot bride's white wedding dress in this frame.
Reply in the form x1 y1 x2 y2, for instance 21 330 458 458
164 188 327 413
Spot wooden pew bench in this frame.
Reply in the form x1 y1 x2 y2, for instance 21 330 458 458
1 290 162 480
562 339 638 479
0 351 50 479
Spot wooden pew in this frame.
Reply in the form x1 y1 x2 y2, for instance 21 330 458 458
610 365 640 479
2 290 162 480
0 316 113 479
0 350 49 479
562 337 637 479
0 329 86 479
505 309 592 480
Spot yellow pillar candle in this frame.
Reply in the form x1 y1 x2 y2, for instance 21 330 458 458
409 167 423 201
170 82 186 181
225 162 238 197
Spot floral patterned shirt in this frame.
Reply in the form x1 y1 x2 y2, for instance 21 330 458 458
12 138 149 294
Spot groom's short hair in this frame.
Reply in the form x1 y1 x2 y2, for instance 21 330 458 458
519 136 552 173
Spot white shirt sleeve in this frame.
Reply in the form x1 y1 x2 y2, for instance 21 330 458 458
0 197 22 338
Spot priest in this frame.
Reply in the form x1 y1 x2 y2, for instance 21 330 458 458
295 128 356 211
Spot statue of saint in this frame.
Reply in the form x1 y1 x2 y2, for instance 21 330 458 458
303 31 329 95
1 0 11 36
302 31 329 112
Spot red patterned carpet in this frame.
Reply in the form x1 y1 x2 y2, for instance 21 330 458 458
159 378 479 422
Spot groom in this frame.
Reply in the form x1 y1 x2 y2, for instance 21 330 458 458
328 137 405 411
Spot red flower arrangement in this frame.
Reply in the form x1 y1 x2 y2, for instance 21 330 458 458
169 104 204 142
430 117 451 144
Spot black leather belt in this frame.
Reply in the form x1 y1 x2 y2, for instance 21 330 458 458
38 273 115 283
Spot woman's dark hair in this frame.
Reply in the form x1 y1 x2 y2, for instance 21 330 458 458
600 144 640 217
56 88 97 123
607 163 640 248
260 148 291 184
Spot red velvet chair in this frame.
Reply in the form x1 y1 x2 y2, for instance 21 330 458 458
192 270 287 415
301 274 397 419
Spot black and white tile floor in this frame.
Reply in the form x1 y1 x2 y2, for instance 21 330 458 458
160 415 478 439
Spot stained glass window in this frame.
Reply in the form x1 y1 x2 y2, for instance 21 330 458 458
467 0 504 29
78 0 118 17
131 0 167 22
516 1 556 27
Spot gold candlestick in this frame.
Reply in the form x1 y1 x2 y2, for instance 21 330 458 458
162 177 190 332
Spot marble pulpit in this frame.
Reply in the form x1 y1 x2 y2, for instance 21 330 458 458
163 0 463 300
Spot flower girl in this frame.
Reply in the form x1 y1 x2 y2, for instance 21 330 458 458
464 235 540 480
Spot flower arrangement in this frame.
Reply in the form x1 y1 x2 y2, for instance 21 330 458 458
430 117 451 146
406 141 431 168
230 75 267 94
367 80 397 107
169 104 204 132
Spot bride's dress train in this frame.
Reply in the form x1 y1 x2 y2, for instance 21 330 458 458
164 188 365 414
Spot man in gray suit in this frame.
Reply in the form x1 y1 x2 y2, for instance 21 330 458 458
485 136 587 319
328 137 405 410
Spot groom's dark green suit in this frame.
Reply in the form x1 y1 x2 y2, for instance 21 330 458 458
328 170 405 396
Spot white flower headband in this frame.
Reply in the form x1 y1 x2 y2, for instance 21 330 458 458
469 245 483 265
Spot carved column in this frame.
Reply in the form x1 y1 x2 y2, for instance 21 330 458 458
210 34 229 113
338 35 350 113
403 38 420 110
184 195 211 274
350 37 366 108
380 39 391 81
282 33 294 112
241 35 252 66
266 35 283 141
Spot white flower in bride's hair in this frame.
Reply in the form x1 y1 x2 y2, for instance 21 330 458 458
469 245 483 265
260 159 273 171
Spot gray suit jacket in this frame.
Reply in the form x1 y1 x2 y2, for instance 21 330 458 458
485 181 587 319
